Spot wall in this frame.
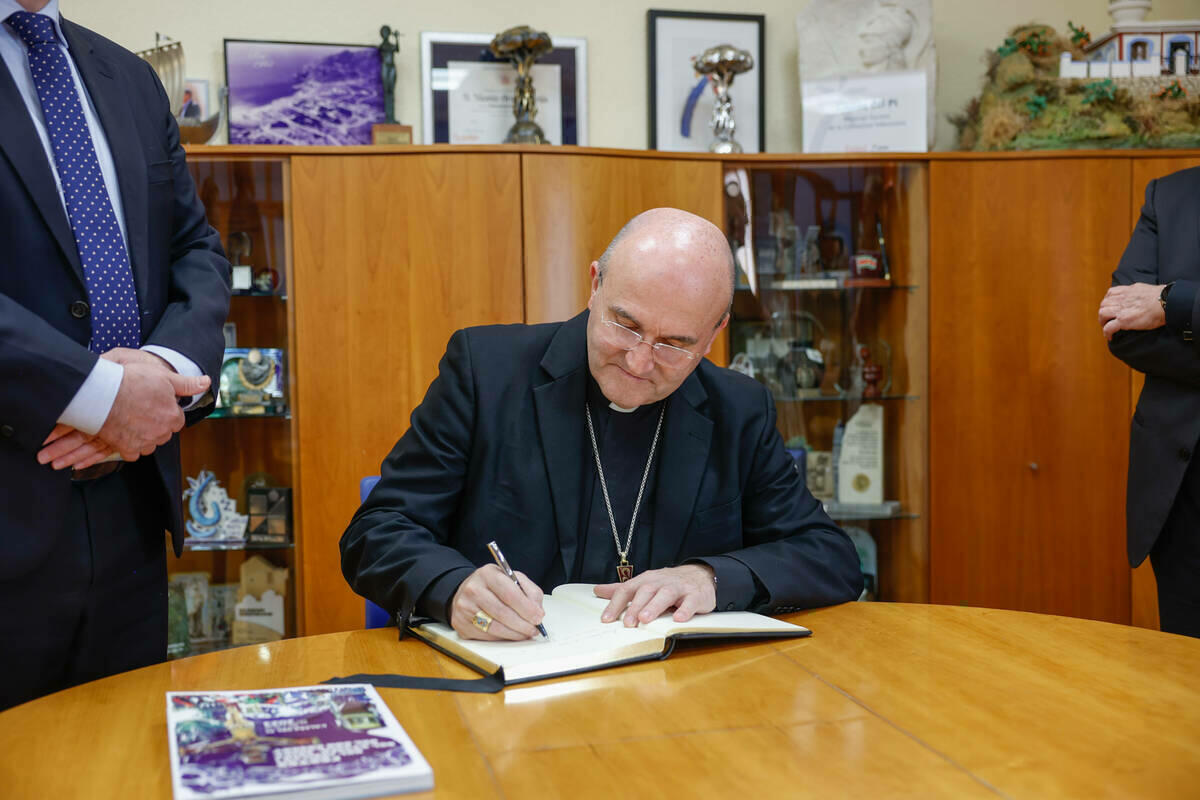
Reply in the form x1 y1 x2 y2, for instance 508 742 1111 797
65 0 1198 152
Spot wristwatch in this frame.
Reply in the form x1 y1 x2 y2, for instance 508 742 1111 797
1160 282 1174 310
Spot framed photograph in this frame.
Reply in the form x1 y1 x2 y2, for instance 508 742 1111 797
224 39 384 145
647 10 765 152
420 32 587 145
179 78 208 121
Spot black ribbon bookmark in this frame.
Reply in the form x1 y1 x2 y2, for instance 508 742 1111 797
322 672 505 693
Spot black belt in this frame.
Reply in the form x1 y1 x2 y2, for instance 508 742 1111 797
70 461 123 482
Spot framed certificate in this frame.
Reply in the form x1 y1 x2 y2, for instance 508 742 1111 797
420 32 587 145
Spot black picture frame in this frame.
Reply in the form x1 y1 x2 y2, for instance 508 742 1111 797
420 32 587 145
647 9 766 152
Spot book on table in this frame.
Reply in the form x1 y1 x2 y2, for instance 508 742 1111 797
409 582 811 685
165 683 433 799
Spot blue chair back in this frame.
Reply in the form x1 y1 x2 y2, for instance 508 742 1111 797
360 476 392 629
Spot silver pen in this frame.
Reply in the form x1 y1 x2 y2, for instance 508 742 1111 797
486 540 549 638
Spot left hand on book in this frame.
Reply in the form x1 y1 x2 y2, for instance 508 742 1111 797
595 564 716 627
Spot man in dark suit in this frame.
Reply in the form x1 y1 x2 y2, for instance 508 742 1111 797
179 88 200 120
0 0 230 708
1100 165 1200 638
342 208 862 641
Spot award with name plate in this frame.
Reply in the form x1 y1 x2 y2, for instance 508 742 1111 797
837 403 884 505
217 348 287 416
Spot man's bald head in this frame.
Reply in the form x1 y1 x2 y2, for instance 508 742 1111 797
595 208 736 327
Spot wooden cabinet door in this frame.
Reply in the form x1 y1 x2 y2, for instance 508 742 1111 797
291 153 525 635
930 158 1132 623
521 153 726 361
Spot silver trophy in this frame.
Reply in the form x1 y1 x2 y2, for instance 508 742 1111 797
490 25 553 144
691 44 754 154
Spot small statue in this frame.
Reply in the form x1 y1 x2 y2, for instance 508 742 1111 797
379 25 401 124
691 44 755 153
490 25 553 144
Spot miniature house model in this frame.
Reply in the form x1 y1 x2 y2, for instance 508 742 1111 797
1060 0 1199 79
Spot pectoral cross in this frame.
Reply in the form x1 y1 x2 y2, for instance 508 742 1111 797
616 560 633 582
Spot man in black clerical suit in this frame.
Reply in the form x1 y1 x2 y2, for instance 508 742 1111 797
1100 165 1200 638
0 0 230 709
342 208 862 642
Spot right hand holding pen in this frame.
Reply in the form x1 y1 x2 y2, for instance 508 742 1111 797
450 564 546 641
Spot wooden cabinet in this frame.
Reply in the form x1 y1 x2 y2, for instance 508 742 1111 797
180 145 1200 636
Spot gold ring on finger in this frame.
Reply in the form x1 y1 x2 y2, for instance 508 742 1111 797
472 610 493 632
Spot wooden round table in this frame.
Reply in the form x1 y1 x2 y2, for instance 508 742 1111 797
1 603 1197 798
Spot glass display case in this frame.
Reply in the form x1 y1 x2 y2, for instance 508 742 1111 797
723 160 928 603
168 156 298 657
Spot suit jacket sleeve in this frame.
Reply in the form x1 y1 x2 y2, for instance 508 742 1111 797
340 329 480 625
0 293 99 452
138 60 229 420
721 385 864 611
1108 177 1200 388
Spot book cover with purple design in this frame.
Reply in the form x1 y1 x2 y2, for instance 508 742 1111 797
166 684 433 799
225 40 385 145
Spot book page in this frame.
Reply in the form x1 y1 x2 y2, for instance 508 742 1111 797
416 592 660 678
551 583 809 637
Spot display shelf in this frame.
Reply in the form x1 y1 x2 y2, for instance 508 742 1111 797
778 393 919 403
173 154 299 653
184 541 296 552
823 501 918 521
724 160 928 603
206 409 291 420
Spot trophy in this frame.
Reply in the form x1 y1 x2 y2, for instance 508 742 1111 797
490 25 553 144
218 347 287 416
372 25 413 145
837 340 891 397
378 25 400 124
227 231 253 293
183 470 248 545
691 44 754 153
247 486 293 545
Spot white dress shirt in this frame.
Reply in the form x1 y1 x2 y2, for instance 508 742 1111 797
1 0 203 435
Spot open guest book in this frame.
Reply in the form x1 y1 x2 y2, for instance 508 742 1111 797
409 583 811 684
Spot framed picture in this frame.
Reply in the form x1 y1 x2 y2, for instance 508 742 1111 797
420 32 587 146
179 78 209 121
647 10 765 153
224 39 384 145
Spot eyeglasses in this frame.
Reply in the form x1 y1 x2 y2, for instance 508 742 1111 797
601 317 698 367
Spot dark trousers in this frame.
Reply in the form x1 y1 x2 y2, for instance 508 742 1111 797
1151 454 1200 638
0 462 167 710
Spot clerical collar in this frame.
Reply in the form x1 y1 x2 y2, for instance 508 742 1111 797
609 401 637 413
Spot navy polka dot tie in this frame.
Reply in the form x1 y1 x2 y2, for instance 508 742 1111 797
7 11 141 352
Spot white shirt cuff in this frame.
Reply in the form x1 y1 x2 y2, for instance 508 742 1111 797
142 345 208 410
57 357 123 436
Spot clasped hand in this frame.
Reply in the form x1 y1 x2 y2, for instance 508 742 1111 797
1098 282 1166 341
37 347 210 470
